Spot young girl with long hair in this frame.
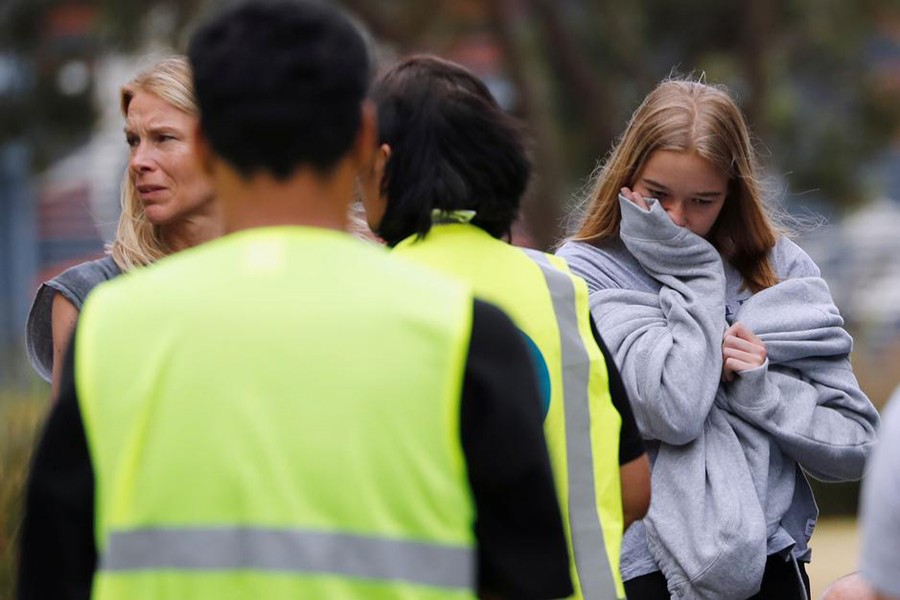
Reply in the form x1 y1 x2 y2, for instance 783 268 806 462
557 77 879 599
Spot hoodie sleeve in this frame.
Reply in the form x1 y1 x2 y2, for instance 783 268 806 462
725 356 878 482
723 278 879 481
574 197 727 445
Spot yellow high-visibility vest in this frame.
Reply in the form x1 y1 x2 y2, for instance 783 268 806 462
77 227 477 600
396 223 625 599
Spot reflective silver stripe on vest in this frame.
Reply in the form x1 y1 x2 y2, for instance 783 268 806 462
101 527 475 590
525 250 618 599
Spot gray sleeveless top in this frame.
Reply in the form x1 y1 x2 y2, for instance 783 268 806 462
26 255 121 381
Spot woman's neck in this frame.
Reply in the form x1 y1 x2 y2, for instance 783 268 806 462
159 208 224 253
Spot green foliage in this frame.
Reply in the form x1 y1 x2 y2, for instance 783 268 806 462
0 0 208 169
551 0 900 214
0 389 47 600
341 0 900 243
95 0 210 51
0 0 99 169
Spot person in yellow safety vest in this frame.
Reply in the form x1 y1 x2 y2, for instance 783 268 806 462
358 55 652 600
16 4 575 599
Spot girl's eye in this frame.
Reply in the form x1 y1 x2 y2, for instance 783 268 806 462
693 198 713 205
648 189 666 198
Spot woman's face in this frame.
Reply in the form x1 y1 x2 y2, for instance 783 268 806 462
125 90 215 227
631 149 729 238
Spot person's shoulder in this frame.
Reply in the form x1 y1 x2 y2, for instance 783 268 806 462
386 243 473 294
555 238 637 291
556 239 601 261
47 255 121 297
81 255 121 279
520 246 573 275
557 238 632 264
516 247 591 301
83 241 214 312
25 257 119 382
771 236 821 280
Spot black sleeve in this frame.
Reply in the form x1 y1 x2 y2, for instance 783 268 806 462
17 328 96 600
461 300 573 600
590 316 646 464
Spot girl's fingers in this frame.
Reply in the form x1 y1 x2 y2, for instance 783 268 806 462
723 321 767 371
728 321 765 346
621 187 649 210
723 334 766 358
723 347 764 365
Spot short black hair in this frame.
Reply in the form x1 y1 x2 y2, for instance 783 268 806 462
370 55 530 246
188 0 370 179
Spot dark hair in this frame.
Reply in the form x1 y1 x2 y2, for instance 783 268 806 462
370 55 530 246
188 0 370 179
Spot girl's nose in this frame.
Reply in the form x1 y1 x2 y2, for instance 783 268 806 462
665 201 687 227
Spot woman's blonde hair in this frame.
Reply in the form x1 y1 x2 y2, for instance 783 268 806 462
573 77 782 292
108 56 197 271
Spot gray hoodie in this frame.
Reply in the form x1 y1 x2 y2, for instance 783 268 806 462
557 196 879 599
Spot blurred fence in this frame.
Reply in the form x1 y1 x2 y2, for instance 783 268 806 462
0 142 36 389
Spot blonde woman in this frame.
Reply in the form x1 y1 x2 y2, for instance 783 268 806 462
26 56 222 396
557 78 879 599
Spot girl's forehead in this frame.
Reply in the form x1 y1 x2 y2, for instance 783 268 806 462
637 150 729 190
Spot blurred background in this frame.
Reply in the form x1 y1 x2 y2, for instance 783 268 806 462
2 0 900 595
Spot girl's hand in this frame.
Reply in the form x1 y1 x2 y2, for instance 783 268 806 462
621 186 649 211
722 322 767 382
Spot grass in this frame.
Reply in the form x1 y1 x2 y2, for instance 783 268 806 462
807 516 861 597
0 387 48 600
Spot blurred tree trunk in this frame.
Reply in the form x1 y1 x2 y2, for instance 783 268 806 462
485 0 565 249
339 0 437 52
530 0 618 148
739 0 775 134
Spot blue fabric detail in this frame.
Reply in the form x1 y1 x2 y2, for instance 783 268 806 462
520 331 551 418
